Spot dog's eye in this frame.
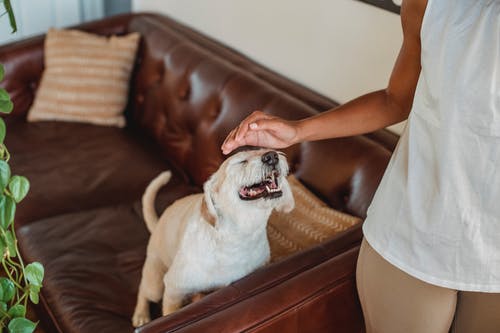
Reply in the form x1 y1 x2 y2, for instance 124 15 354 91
239 160 248 165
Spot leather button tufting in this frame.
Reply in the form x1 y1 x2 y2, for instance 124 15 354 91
137 94 144 103
178 83 190 100
208 99 222 119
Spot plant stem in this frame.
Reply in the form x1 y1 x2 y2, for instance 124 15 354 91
10 222 27 286
13 291 27 307
1 259 22 290
0 306 10 320
6 255 22 271
5 257 21 302
3 144 9 162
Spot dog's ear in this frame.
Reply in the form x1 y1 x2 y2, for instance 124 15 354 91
276 179 295 213
201 176 218 227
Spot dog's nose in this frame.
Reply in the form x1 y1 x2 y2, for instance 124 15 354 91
262 151 279 166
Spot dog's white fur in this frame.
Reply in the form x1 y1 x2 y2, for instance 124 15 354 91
132 149 294 327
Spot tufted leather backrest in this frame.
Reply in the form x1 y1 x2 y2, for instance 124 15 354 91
127 15 394 218
0 13 394 218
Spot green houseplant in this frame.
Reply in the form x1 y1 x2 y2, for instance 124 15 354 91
0 1 45 332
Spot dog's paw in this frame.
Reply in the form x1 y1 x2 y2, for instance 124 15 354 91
132 311 151 327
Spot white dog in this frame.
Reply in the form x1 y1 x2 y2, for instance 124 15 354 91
132 149 294 327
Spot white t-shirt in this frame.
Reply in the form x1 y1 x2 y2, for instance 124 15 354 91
363 0 500 292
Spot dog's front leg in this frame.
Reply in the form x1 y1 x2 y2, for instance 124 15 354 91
132 287 151 327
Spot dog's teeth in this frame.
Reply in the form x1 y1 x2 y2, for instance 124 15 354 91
265 185 271 192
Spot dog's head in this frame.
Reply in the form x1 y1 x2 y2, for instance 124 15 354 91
202 148 294 227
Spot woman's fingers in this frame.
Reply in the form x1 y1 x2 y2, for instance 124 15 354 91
251 118 297 144
221 128 238 153
250 118 280 131
222 111 267 153
235 111 273 141
222 110 283 154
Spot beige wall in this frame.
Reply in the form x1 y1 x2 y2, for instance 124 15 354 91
133 0 405 133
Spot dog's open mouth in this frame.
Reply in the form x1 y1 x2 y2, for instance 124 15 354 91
239 170 282 200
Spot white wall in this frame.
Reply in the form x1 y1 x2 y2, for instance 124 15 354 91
133 0 406 133
0 0 131 44
0 0 105 44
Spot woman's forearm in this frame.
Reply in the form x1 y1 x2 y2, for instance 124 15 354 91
295 89 410 143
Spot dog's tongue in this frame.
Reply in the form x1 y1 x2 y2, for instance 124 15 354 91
239 171 281 200
239 185 266 199
266 173 279 190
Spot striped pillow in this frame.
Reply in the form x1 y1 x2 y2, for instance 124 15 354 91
268 175 362 262
27 28 140 127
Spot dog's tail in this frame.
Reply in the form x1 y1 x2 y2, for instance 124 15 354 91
142 171 172 233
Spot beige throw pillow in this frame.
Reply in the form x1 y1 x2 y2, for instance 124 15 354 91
27 28 140 127
268 175 362 262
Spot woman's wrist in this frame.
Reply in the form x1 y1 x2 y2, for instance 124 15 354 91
292 119 309 144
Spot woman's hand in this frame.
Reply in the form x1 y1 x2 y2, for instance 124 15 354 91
221 111 300 154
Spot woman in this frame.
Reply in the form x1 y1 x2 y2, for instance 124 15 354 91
221 0 500 332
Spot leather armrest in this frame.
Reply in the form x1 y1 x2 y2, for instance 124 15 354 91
135 225 363 333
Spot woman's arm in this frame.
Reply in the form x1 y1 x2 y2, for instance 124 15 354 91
222 0 427 154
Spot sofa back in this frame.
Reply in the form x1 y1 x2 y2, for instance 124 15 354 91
127 14 394 218
0 13 395 218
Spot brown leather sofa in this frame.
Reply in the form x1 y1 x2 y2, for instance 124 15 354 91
1 13 397 333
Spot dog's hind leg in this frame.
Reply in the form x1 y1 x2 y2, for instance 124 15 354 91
161 283 185 317
132 254 167 327
191 292 205 303
162 293 183 316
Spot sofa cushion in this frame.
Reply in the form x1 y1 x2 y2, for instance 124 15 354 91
17 177 199 333
5 117 170 225
27 29 140 127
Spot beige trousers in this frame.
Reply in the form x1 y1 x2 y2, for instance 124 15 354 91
356 238 500 333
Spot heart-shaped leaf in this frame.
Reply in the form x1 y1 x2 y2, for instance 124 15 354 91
8 304 26 318
0 277 15 302
0 117 6 143
8 176 29 203
0 100 13 114
28 284 40 305
25 262 44 287
0 235 5 257
0 195 16 229
0 88 9 101
0 160 11 190
7 317 36 333
4 0 17 34
3 230 16 258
